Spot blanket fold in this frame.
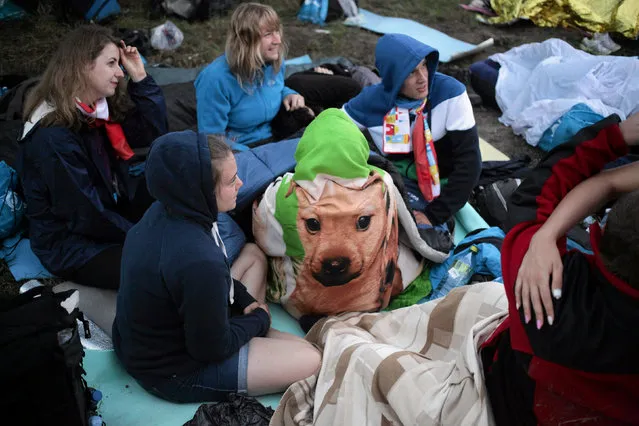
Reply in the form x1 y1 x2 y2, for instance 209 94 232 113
271 282 508 426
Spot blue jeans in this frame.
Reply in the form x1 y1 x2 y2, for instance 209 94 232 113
137 344 249 403
403 178 450 231
403 177 429 213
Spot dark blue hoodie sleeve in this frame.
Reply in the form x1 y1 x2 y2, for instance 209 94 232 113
424 125 481 225
120 75 168 149
175 257 270 363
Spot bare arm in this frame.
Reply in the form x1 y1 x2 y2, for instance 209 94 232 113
516 112 639 327
535 161 639 241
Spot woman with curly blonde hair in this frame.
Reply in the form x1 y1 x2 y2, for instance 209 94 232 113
195 2 361 147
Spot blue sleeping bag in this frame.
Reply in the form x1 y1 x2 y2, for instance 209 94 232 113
220 137 300 262
469 58 501 109
538 103 604 152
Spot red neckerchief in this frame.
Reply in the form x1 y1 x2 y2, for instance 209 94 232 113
76 99 135 161
411 101 440 202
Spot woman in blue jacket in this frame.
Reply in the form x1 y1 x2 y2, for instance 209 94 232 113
17 25 167 289
113 132 321 402
195 2 360 148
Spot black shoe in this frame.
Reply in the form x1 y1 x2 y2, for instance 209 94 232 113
417 225 454 254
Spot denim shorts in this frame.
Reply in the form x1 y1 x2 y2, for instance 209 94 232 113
138 343 250 403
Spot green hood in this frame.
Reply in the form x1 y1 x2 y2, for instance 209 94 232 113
292 108 381 185
275 108 385 258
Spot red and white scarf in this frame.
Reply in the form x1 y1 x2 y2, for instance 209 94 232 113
75 98 135 161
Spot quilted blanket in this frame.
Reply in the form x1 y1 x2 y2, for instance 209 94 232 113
270 282 508 426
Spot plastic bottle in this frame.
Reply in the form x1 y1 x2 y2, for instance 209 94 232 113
88 388 102 411
431 246 477 300
87 388 103 425
91 389 103 406
18 279 42 294
88 415 103 426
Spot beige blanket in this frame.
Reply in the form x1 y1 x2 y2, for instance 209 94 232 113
271 282 509 426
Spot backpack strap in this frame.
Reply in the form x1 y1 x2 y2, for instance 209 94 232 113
453 229 504 255
0 78 39 122
0 285 51 312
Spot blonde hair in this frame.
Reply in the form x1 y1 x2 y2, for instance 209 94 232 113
225 2 287 86
23 25 130 130
207 134 232 187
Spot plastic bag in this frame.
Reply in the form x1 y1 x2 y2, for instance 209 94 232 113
150 20 184 51
183 393 274 426
297 0 329 25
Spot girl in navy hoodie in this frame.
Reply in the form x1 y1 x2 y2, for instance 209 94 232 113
113 132 321 402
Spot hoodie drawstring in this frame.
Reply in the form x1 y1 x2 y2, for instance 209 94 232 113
212 222 234 305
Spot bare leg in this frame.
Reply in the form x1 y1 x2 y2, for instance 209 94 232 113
266 328 309 342
246 334 321 396
53 281 117 337
230 243 267 303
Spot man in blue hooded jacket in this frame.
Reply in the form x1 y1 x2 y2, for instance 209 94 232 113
343 34 480 228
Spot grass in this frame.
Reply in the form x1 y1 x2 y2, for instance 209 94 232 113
3 0 636 77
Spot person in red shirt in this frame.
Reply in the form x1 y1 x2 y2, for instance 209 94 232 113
482 111 639 425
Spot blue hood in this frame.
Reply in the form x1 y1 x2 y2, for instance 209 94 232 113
345 34 439 127
146 131 218 226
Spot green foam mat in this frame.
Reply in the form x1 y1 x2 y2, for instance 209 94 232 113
84 203 495 425
84 304 303 426
454 203 489 244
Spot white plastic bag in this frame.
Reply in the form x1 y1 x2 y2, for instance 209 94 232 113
490 39 639 146
150 20 184 51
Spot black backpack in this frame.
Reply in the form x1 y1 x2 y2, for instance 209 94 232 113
0 77 39 168
471 178 523 229
470 156 532 229
0 286 99 426
472 177 592 252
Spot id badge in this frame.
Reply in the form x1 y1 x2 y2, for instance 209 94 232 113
382 108 412 154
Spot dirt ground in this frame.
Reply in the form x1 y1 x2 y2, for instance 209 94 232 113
0 0 637 297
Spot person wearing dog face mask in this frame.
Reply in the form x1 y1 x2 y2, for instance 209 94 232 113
113 133 321 403
343 34 481 251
